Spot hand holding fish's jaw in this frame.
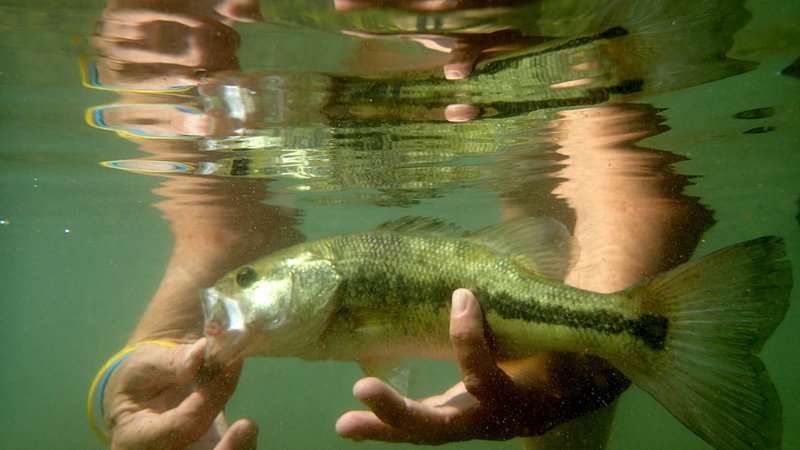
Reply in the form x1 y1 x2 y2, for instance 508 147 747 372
336 289 629 444
102 338 257 450
202 285 262 367
203 326 250 368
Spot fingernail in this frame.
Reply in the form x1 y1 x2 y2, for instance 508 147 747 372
445 103 480 123
445 68 467 80
452 290 469 316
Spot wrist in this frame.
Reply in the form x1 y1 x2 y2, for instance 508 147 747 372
87 340 178 443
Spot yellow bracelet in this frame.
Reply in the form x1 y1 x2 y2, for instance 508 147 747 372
86 340 178 444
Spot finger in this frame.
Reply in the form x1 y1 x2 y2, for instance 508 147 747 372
214 0 263 23
184 338 209 373
336 411 411 442
350 377 453 438
169 338 208 384
444 45 482 79
120 340 205 390
337 376 411 441
102 10 206 30
95 12 240 68
449 289 517 399
154 359 245 447
97 18 147 40
98 43 226 69
444 104 480 123
350 378 415 427
449 289 492 372
193 357 245 412
215 418 258 450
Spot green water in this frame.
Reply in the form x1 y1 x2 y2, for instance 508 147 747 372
1 1 799 449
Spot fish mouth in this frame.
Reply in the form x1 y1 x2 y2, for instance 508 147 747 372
202 288 249 365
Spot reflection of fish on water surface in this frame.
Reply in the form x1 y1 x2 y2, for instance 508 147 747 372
202 217 792 449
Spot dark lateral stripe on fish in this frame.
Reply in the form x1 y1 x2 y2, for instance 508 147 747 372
339 276 668 351
476 289 668 350
479 26 630 76
631 314 668 350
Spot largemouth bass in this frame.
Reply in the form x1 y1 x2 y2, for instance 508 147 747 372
202 217 792 450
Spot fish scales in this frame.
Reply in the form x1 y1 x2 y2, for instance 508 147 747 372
202 218 791 450
214 225 653 364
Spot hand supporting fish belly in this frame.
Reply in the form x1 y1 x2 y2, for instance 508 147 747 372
336 288 630 444
202 217 793 449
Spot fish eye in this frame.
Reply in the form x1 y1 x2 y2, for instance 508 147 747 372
235 267 258 288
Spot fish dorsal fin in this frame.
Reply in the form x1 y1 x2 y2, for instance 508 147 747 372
470 217 575 281
377 216 466 237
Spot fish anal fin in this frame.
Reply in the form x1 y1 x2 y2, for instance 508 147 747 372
496 352 552 387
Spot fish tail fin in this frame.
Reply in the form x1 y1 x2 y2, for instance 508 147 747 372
620 236 791 450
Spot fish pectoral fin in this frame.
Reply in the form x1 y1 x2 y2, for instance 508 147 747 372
359 358 412 396
470 217 576 281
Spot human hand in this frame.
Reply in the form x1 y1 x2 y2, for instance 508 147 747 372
334 0 546 80
409 29 542 80
102 339 258 450
342 28 539 80
336 288 629 444
89 0 261 90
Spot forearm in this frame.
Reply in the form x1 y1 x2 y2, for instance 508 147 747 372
128 176 301 344
553 105 711 292
127 241 232 344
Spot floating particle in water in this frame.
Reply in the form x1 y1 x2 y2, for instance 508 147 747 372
0 219 8 225
63 228 71 235
733 107 774 120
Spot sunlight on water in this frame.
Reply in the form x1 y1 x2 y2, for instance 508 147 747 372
1 1 799 449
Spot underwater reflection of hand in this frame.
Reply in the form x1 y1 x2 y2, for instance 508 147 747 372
410 29 538 80
336 288 629 444
342 28 538 80
335 0 544 80
103 339 257 450
90 0 261 90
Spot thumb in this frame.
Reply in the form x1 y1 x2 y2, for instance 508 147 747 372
449 289 489 361
444 44 481 80
449 289 516 397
